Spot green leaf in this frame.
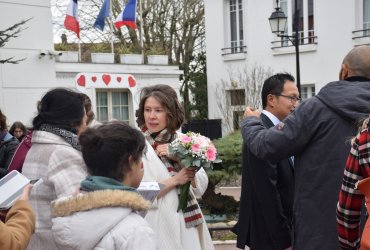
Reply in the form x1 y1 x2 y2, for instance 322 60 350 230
177 182 191 211
193 158 201 167
181 157 192 167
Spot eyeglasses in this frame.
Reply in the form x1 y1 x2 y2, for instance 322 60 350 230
274 94 302 103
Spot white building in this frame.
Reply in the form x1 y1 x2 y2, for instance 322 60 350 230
0 0 182 128
204 0 370 134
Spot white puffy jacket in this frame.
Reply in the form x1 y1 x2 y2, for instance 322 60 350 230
51 189 158 250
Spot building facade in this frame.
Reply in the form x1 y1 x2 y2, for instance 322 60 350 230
0 0 182 128
205 0 370 134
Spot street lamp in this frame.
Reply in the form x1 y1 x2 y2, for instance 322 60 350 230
268 0 301 93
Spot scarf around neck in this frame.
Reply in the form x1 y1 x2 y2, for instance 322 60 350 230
142 126 204 228
39 123 81 151
80 176 137 193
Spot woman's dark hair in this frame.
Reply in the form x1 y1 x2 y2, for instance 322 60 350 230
0 109 7 131
79 121 146 181
32 88 85 133
9 121 27 135
136 84 185 133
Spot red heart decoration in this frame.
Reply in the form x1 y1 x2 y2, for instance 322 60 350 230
102 74 111 86
128 76 136 87
117 76 122 83
92 76 97 82
77 75 86 87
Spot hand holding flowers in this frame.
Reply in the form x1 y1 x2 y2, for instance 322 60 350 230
169 132 221 211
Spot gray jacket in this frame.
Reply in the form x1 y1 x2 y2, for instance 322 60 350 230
0 131 18 177
241 77 370 250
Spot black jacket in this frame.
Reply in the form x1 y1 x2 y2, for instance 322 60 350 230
0 131 19 177
241 77 370 250
233 113 294 250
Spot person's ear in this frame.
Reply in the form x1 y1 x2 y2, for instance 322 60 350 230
266 94 276 108
340 64 349 80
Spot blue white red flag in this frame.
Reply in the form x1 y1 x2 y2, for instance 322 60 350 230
115 0 137 29
94 0 110 31
64 0 80 38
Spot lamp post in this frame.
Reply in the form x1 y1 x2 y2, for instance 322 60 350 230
268 0 301 93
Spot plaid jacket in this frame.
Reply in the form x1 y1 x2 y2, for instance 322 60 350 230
337 118 370 249
22 130 87 250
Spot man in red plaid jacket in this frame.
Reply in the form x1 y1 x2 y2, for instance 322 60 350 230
337 117 370 249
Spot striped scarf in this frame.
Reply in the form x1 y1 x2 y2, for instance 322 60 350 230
142 127 204 228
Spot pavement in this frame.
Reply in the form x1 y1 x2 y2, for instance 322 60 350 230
212 187 244 250
214 242 240 250
215 187 241 201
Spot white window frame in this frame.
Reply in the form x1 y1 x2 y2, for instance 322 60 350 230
272 0 317 54
301 84 315 100
95 89 132 124
353 0 370 45
223 0 246 56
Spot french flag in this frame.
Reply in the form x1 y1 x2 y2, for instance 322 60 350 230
94 0 110 31
115 0 137 29
64 0 80 38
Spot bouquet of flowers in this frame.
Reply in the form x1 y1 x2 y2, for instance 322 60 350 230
169 132 221 211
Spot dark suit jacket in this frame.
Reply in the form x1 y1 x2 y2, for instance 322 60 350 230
232 113 294 250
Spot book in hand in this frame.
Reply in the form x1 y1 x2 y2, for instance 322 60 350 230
137 181 164 204
0 170 42 210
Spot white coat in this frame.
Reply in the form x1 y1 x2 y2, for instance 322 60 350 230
51 189 158 250
142 141 214 250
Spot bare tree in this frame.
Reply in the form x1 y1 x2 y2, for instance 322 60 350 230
52 0 205 114
51 0 205 61
215 64 273 133
0 18 31 64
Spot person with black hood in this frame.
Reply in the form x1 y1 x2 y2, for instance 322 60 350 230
240 45 370 250
0 109 19 178
22 88 88 250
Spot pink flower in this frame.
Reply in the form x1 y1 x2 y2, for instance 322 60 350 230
206 145 216 161
195 136 208 147
192 143 200 152
179 135 191 143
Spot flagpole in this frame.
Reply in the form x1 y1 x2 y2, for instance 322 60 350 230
78 38 81 62
139 0 144 64
110 0 114 54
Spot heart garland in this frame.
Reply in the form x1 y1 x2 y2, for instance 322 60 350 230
78 74 136 88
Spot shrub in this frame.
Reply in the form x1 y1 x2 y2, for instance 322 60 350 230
211 131 242 184
200 131 242 216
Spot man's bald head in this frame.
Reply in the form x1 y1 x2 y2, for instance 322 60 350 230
341 45 370 79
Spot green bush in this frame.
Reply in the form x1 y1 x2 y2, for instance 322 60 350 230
211 131 243 184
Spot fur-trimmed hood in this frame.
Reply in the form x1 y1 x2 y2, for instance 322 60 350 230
51 190 153 250
52 189 150 217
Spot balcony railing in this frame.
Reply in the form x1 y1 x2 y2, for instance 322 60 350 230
221 45 247 55
352 28 370 40
271 29 317 49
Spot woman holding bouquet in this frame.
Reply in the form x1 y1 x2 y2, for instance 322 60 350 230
136 84 214 250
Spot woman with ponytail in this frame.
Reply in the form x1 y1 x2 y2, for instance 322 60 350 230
136 84 214 250
22 88 88 250
51 121 157 250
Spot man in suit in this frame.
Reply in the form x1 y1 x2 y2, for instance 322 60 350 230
232 73 299 250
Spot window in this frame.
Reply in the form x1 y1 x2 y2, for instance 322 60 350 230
275 0 316 47
233 111 244 130
301 85 315 100
229 0 244 53
353 0 370 40
229 89 245 106
96 90 130 123
364 0 370 36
